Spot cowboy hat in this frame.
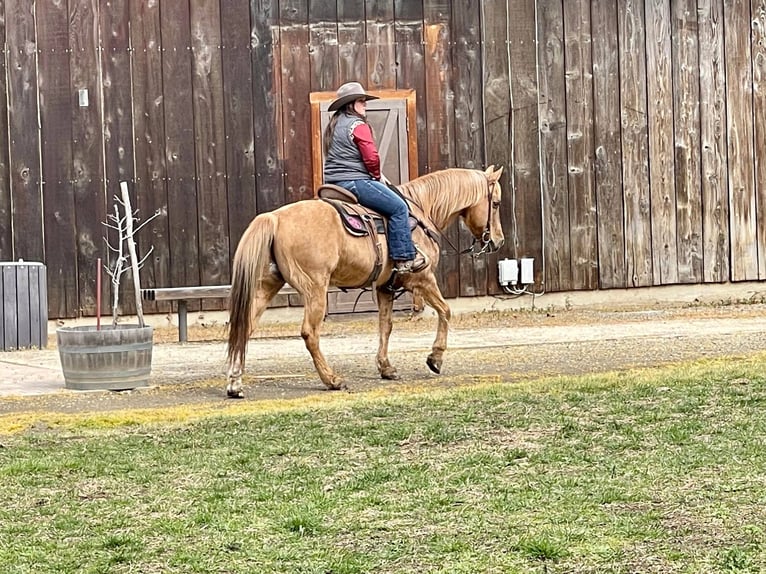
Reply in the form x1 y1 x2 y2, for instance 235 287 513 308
327 82 379 112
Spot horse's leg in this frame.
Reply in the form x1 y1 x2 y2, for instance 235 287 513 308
410 289 426 319
417 276 452 374
226 356 245 398
226 281 283 398
375 288 399 379
301 290 343 390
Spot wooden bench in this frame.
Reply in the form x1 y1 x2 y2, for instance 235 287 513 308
140 284 301 342
140 284 354 342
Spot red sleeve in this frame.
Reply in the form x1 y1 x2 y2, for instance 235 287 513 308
351 122 381 179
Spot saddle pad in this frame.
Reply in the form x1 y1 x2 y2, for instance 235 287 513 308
322 198 386 236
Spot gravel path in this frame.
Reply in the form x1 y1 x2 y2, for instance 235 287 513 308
2 304 765 415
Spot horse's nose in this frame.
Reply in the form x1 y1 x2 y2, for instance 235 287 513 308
493 238 505 251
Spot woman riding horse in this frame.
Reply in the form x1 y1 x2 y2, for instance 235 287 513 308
323 81 427 274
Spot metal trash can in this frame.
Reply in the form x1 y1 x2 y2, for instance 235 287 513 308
0 262 48 351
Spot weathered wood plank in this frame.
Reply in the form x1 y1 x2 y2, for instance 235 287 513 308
394 0 426 176
0 3 11 261
142 285 233 301
508 0 543 287
161 1 200 293
280 0 312 204
0 267 4 349
672 0 703 283
6 0 43 261
337 0 367 82
646 0 678 284
0 266 4 349
537 0 570 292
37 0 77 318
101 0 138 315
221 0 257 252
698 0 729 282
592 0 626 288
724 0 757 280
453 0 487 296
2 266 17 349
141 283 335 301
366 0 396 90
751 0 766 278
14 263 30 348
251 0 284 214
190 0 230 299
481 0 513 294
424 0 458 297
100 0 134 188
565 0 597 290
618 0 653 287
424 0 455 175
28 263 46 348
129 0 171 314
70 0 106 315
308 0 340 92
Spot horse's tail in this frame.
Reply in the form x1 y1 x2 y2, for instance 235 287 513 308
227 213 277 366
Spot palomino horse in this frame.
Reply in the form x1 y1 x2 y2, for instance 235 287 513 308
226 165 505 397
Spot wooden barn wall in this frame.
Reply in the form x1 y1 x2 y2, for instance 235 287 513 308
493 0 760 292
0 1 764 319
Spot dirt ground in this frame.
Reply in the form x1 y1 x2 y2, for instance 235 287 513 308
3 301 766 417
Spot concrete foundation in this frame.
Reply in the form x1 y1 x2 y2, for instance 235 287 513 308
50 281 766 333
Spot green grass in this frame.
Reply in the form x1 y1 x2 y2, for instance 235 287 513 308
2 358 766 572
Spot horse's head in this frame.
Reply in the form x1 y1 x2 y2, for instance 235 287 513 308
462 165 505 254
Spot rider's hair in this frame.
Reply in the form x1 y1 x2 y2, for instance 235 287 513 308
323 103 374 157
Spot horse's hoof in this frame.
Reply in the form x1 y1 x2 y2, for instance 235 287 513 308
381 369 400 380
227 389 245 399
426 356 441 374
323 378 345 391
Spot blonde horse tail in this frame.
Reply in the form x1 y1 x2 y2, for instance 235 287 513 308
227 213 277 366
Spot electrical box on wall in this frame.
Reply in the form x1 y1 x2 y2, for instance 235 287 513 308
498 257 535 292
520 258 534 285
498 259 518 286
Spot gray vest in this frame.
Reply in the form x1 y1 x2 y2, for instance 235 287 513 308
323 112 373 183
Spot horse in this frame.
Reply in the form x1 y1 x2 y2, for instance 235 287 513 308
225 165 505 397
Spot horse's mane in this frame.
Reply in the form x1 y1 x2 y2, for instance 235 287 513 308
398 168 488 227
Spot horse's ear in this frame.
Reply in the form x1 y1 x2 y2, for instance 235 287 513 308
486 165 503 182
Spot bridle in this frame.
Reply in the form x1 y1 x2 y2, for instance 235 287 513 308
461 178 499 256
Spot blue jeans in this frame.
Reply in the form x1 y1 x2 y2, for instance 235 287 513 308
334 179 416 261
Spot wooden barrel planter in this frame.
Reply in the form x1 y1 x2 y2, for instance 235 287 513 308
57 325 154 391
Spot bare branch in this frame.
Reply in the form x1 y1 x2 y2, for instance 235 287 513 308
133 210 161 234
137 246 155 268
